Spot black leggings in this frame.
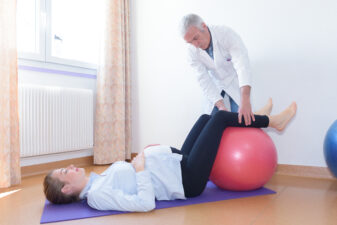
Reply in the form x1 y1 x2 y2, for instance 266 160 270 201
171 110 269 197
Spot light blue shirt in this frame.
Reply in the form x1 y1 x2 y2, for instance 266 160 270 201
205 27 214 59
79 145 185 212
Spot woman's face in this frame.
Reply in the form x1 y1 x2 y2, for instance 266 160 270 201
52 164 86 194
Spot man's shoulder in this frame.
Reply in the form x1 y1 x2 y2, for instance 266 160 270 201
209 25 235 37
209 24 231 30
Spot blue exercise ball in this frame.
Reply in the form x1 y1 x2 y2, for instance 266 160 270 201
324 120 337 178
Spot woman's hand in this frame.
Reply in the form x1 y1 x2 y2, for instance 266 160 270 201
215 99 228 111
131 151 145 172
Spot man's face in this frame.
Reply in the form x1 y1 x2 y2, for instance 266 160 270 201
184 24 210 50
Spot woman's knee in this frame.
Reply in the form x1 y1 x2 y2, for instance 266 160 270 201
212 110 230 121
201 114 211 119
199 114 211 122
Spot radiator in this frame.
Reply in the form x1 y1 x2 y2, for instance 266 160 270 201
19 85 94 157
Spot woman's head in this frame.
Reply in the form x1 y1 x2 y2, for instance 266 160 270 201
43 165 87 204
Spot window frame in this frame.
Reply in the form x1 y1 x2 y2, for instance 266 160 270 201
17 0 46 62
17 0 98 70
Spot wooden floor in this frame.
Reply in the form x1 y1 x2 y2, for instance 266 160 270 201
1 165 337 225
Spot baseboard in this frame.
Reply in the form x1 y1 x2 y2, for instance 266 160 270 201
276 164 335 180
21 156 94 178
20 148 93 167
21 155 335 180
21 153 138 178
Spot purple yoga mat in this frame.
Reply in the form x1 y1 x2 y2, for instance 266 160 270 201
40 181 275 224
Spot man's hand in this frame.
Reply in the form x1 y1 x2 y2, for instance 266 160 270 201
215 99 228 111
238 86 255 126
131 151 145 172
238 101 255 126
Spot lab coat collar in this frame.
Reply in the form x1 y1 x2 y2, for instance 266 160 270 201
196 26 218 69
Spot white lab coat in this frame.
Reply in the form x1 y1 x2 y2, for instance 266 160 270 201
188 25 252 111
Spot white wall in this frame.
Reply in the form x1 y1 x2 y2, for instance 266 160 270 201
131 0 337 167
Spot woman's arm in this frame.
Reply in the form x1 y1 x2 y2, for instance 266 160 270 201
87 170 155 212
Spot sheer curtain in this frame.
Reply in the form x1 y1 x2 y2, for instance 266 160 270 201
94 0 131 164
0 0 21 188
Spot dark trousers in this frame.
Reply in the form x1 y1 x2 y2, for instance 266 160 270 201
171 111 269 197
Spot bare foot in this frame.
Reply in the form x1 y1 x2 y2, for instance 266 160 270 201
269 102 297 131
255 98 273 116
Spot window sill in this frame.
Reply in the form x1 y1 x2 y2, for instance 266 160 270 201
18 58 97 79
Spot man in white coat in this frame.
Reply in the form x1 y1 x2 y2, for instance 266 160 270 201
181 14 254 126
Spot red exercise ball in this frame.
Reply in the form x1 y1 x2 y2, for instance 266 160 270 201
210 127 277 191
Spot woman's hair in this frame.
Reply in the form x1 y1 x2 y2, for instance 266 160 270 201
180 14 205 37
43 171 79 204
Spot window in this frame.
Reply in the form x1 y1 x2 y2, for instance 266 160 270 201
17 0 103 69
17 0 44 61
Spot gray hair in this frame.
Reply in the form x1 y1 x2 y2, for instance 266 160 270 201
180 14 205 37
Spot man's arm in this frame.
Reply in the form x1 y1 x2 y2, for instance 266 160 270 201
223 27 254 124
188 48 225 111
238 85 255 125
